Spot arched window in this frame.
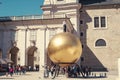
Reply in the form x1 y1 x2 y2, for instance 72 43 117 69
95 39 106 47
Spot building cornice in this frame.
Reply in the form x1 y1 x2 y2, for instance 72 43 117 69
83 3 120 9
0 17 74 33
41 3 81 11
0 18 69 26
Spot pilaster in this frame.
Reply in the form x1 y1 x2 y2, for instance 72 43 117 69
38 28 47 70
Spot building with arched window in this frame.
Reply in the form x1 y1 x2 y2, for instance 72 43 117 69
0 0 120 72
95 39 106 47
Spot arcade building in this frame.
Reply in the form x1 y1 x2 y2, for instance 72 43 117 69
0 0 120 72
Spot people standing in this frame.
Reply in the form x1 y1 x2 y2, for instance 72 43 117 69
43 64 49 78
6 66 9 77
9 66 14 77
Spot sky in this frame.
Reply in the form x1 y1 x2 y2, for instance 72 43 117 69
0 0 44 17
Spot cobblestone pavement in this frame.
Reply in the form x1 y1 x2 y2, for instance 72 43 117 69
0 71 118 80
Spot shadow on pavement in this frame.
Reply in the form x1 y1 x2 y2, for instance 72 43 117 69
0 77 14 79
70 76 107 79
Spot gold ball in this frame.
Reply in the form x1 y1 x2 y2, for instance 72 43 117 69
47 32 82 67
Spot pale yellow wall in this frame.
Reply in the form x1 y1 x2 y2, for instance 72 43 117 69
80 7 120 70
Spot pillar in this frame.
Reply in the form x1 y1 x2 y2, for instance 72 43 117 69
39 28 47 70
38 28 47 79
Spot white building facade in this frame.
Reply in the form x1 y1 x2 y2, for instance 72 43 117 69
0 0 80 70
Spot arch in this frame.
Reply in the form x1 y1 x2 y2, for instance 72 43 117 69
9 46 19 65
27 46 37 69
95 39 106 47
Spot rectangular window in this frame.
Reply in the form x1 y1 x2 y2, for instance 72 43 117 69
49 30 56 40
63 24 67 32
10 31 18 41
15 31 18 41
80 20 83 24
101 17 106 27
94 16 106 28
34 57 37 61
30 30 37 41
94 17 99 28
57 0 64 1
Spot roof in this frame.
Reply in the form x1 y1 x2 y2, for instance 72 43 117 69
79 0 120 5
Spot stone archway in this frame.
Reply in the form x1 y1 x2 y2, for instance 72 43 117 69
9 46 19 65
27 46 37 69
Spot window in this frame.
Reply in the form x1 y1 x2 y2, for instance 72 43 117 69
95 39 106 47
63 24 67 32
94 17 99 28
82 44 84 48
80 20 83 24
30 30 37 41
80 32 83 36
94 16 106 28
49 30 56 40
80 57 84 62
15 31 18 41
10 31 18 41
101 17 106 27
34 57 37 61
57 0 64 1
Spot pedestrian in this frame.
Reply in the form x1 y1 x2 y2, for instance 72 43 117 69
9 66 14 77
43 64 49 78
50 65 55 76
6 66 9 77
18 65 21 75
85 66 89 77
76 65 80 76
88 67 92 76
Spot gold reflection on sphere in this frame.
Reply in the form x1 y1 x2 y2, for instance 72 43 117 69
47 32 82 67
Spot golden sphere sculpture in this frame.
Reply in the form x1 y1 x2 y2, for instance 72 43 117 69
47 32 82 67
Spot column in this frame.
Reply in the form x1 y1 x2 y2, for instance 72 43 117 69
17 29 26 66
38 28 46 79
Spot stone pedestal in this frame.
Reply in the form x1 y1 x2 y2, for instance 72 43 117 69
116 58 120 80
